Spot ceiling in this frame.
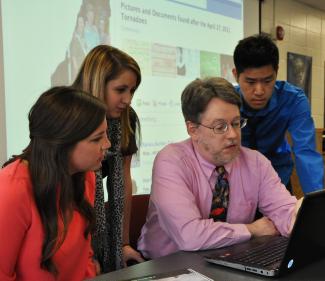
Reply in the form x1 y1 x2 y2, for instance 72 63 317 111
295 0 325 12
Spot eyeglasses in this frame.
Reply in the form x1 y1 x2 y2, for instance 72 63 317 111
197 117 247 134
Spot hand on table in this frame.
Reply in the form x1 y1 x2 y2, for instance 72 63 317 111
123 245 145 267
246 216 280 237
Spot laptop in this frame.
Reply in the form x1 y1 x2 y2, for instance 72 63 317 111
204 190 325 277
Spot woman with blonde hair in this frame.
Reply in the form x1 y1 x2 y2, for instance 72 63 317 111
73 45 144 272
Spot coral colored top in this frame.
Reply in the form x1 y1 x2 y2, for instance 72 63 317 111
0 160 96 281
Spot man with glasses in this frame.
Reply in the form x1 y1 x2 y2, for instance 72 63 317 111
138 77 299 259
233 34 323 194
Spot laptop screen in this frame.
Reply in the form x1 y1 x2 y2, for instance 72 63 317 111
280 190 325 274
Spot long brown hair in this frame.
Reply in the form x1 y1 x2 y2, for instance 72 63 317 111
72 45 141 150
4 86 107 275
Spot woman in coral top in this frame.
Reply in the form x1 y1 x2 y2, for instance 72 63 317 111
0 86 111 281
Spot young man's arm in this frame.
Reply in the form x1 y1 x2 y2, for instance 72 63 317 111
288 90 324 193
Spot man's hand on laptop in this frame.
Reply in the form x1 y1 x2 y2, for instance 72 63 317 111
246 217 280 237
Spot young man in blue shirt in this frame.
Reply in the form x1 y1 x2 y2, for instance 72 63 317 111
232 34 323 194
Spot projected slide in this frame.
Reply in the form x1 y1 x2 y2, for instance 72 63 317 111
2 0 243 194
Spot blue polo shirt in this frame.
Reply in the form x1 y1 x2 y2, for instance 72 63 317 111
236 80 323 193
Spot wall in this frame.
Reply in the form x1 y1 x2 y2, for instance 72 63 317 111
244 0 259 37
1 0 323 165
261 0 325 128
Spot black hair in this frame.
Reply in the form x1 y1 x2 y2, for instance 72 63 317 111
233 34 279 75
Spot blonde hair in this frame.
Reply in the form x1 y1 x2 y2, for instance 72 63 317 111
73 45 141 150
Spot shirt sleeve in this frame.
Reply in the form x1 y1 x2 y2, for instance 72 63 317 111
151 150 251 251
288 90 324 193
0 176 31 281
255 153 297 236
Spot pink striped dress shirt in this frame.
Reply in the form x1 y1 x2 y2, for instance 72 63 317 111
138 138 297 259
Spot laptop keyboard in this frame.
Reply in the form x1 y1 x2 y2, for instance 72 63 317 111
232 237 288 267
